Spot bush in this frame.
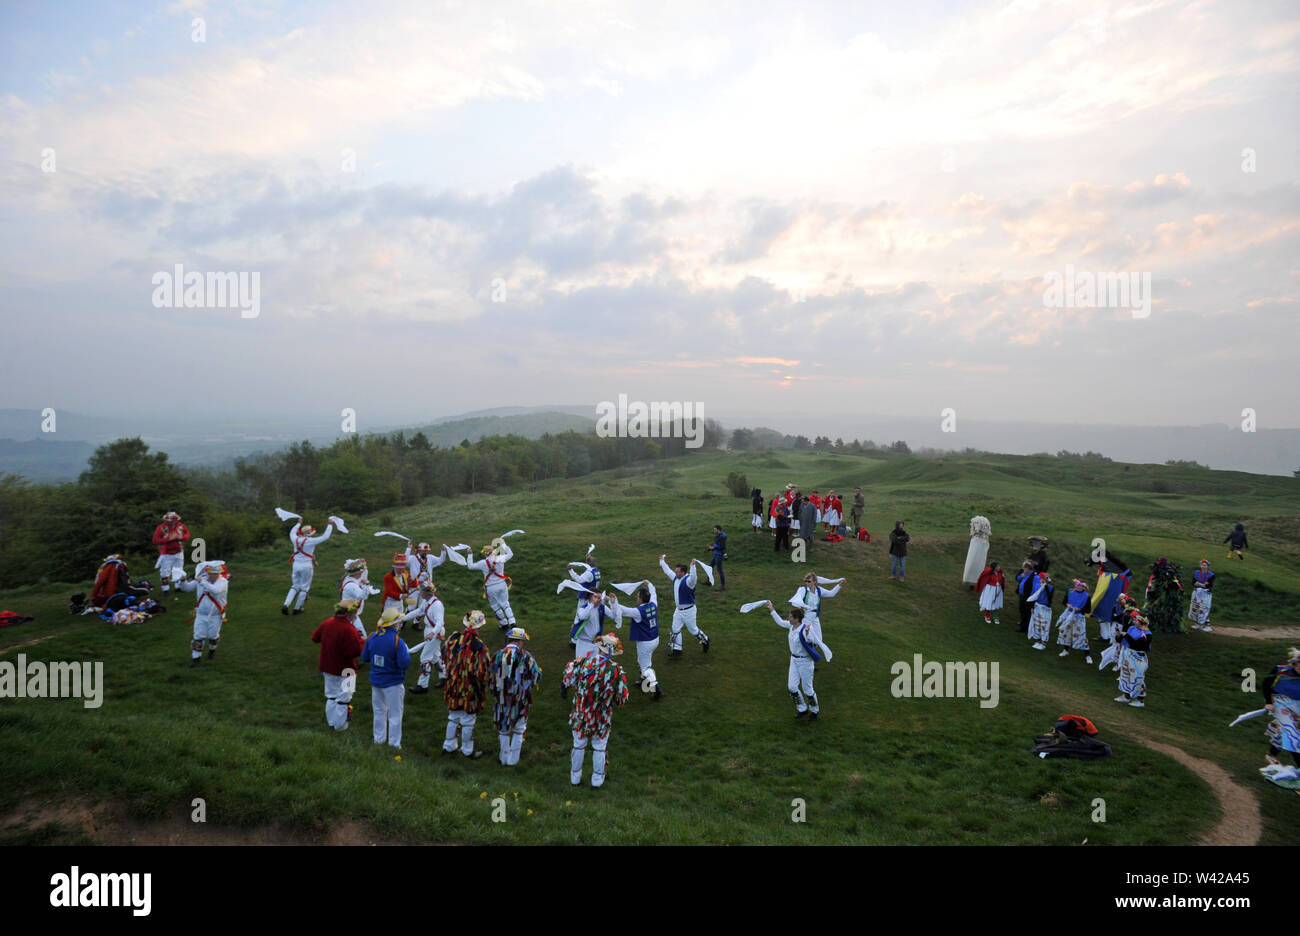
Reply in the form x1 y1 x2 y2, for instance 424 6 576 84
725 471 750 498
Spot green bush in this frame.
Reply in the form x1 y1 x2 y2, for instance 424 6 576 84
725 471 750 498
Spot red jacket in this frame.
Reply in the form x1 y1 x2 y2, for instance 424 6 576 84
976 568 1005 592
312 614 364 676
152 521 189 555
383 570 412 602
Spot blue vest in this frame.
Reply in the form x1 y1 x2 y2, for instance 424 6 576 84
632 601 659 642
676 576 695 608
570 601 606 640
588 565 602 588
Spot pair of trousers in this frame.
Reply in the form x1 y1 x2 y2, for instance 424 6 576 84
891 555 906 577
443 710 478 754
372 684 404 747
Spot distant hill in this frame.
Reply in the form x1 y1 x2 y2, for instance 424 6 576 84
0 437 95 482
405 411 596 447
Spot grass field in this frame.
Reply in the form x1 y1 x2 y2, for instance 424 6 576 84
2 450 1297 844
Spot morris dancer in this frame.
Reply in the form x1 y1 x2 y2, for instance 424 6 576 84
659 554 711 656
605 581 663 699
491 627 542 766
1260 649 1300 781
441 610 491 759
963 517 992 590
1114 610 1152 708
152 510 189 595
1144 557 1185 635
175 560 228 668
403 580 446 694
566 547 601 644
570 587 609 661
405 540 448 585
764 601 833 720
312 600 364 731
361 609 411 750
339 558 373 639
1026 572 1054 650
789 573 845 631
1055 578 1093 664
282 518 335 616
381 553 417 616
562 633 629 788
468 539 517 632
1188 559 1215 632
976 562 1004 625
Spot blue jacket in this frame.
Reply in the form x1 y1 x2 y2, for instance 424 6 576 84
361 629 411 688
711 532 727 559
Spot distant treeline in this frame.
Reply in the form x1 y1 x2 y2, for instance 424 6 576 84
0 429 701 588
729 428 915 453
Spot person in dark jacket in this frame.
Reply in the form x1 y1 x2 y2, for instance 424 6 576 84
889 522 909 581
799 497 816 556
709 525 728 590
1224 522 1248 560
1015 560 1036 633
774 502 792 553
751 489 764 534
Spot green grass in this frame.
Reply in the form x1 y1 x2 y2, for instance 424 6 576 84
2 451 1297 844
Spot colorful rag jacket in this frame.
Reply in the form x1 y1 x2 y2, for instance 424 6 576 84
563 654 629 738
441 629 490 713
490 644 542 729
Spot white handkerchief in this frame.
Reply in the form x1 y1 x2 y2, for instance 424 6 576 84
275 507 302 522
445 550 468 567
739 600 769 614
815 575 842 585
694 561 715 586
557 580 595 595
327 515 350 533
610 581 641 596
500 529 525 539
374 530 408 540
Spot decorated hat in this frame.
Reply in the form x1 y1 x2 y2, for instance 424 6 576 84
163 511 180 521
392 553 407 567
595 632 624 656
419 579 436 594
344 557 367 574
416 542 431 551
1199 557 1210 565
300 524 317 536
334 598 360 614
195 560 227 578
1072 578 1088 589
463 610 487 630
376 608 403 630
504 626 529 641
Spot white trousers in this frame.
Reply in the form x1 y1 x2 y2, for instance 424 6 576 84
571 730 610 787
416 636 444 687
670 606 701 651
788 655 818 713
574 637 597 660
323 673 354 731
498 715 528 766
285 559 315 609
636 637 659 685
443 710 478 755
372 684 404 747
158 554 184 588
192 612 222 655
485 583 514 627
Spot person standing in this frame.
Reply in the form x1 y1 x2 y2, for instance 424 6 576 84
361 609 411 750
562 633 630 788
963 517 991 590
1114 611 1152 708
709 525 728 591
151 511 190 596
1026 572 1055 650
405 541 448 585
441 610 492 759
774 500 792 553
823 492 842 536
789 573 845 632
798 497 816 557
1223 522 1248 560
381 553 416 616
311 600 365 731
175 560 228 668
403 580 446 694
975 561 1004 625
659 555 711 656
850 488 865 535
339 558 373 639
1144 558 1185 634
1015 560 1036 633
764 601 832 720
491 626 542 767
888 521 909 582
570 588 609 661
751 488 764 534
1188 559 1215 632
606 581 663 699
282 519 335 616
1055 578 1093 664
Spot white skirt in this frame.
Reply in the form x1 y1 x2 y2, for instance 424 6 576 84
978 584 1003 611
963 538 989 584
823 508 841 525
1187 588 1212 624
752 513 763 529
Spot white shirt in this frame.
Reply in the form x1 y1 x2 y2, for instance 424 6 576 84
770 608 832 659
405 546 447 583
659 558 697 607
468 544 513 584
289 523 333 562
789 582 842 618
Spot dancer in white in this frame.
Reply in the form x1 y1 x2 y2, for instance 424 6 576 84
789 573 845 630
405 541 448 586
605 580 663 699
281 519 335 616
765 601 832 720
175 561 228 668
659 554 711 656
570 588 609 660
566 546 600 645
403 580 446 693
339 558 375 639
467 538 517 632
962 516 991 590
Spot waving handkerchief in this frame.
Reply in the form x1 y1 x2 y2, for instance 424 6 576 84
815 575 844 585
692 560 715 586
327 516 350 533
609 581 642 596
1097 644 1117 670
275 507 302 522
739 600 769 614
374 530 408 541
586 543 596 555
557 579 597 596
445 549 468 567
500 529 525 539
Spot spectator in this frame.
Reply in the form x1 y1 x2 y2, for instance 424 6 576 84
774 500 792 553
751 488 764 534
1223 522 1248 560
889 521 909 582
850 487 865 533
710 525 728 590
799 496 816 557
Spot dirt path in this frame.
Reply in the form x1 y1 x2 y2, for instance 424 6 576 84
0 635 56 655
1211 625 1300 641
1129 736 1261 846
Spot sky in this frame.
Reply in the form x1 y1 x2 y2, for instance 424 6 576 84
1 0 1298 432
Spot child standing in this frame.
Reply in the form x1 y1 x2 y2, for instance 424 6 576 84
976 562 1005 625
1223 522 1248 560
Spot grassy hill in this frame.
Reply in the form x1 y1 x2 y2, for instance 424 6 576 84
1 451 1296 844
